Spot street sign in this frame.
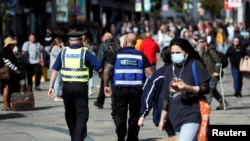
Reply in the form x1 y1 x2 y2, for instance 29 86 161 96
228 0 242 7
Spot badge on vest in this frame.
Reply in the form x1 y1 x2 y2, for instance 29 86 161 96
120 59 138 66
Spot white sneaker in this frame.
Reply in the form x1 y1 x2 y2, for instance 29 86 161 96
88 90 93 96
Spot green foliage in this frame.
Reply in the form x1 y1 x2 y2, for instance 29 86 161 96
149 0 161 17
201 0 224 18
168 0 186 12
0 0 10 22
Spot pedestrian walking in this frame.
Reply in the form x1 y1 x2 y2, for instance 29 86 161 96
103 33 153 141
81 31 96 96
94 32 117 109
226 36 247 97
22 33 43 91
139 31 160 71
48 31 102 141
158 38 211 141
1 37 21 110
49 37 64 101
138 46 176 139
198 37 229 110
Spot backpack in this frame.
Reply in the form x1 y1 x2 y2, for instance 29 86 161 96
217 51 228 69
104 41 120 63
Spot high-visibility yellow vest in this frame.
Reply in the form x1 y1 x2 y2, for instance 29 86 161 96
60 47 89 82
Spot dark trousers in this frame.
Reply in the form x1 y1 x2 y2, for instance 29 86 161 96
231 67 243 94
96 79 105 105
62 82 89 141
205 77 223 105
26 63 42 88
111 87 142 141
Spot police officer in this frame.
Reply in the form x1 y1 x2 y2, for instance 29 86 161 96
48 31 102 141
103 33 153 141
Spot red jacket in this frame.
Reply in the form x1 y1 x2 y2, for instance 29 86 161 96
139 37 160 64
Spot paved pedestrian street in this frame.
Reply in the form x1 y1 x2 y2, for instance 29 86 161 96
1 64 250 141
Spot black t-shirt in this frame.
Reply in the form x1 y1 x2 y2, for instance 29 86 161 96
162 59 211 131
226 46 246 69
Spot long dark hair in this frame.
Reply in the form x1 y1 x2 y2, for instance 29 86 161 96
161 46 171 64
169 38 206 67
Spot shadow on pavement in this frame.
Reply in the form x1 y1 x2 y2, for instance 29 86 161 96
0 113 26 120
226 106 250 110
224 94 250 97
140 138 162 141
34 105 62 111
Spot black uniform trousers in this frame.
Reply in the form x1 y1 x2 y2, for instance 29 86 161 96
111 87 142 141
62 82 89 141
25 63 42 88
96 79 105 106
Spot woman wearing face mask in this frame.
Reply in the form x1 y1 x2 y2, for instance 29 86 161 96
158 38 211 141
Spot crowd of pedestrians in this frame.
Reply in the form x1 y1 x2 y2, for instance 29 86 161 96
1 17 250 141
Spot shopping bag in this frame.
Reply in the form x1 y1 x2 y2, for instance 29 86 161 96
198 100 211 141
239 57 250 73
0 66 11 79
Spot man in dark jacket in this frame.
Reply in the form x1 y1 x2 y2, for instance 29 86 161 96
94 32 119 109
199 37 229 110
137 46 176 138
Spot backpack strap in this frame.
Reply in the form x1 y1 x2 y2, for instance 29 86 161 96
192 61 199 86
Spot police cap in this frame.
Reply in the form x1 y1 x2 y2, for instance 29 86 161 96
67 31 85 41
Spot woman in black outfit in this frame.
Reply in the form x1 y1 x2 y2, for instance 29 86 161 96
1 37 21 110
226 36 247 97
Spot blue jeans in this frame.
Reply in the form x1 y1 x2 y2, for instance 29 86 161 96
88 77 94 88
176 123 199 141
231 67 243 94
54 72 62 96
205 77 222 105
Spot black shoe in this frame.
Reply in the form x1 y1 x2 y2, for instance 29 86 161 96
234 93 243 97
35 86 42 91
234 93 237 97
94 101 103 109
238 93 243 97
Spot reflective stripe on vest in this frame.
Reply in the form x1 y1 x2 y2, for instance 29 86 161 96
60 47 89 82
113 49 145 87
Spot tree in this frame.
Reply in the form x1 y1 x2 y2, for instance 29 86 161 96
168 0 189 12
201 0 224 18
149 0 161 18
0 0 7 49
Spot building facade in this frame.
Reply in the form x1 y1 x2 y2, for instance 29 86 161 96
3 0 138 45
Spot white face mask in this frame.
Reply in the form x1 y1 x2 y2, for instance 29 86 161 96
171 54 186 64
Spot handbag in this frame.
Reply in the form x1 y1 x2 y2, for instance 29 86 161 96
192 61 211 141
239 57 250 73
0 66 11 79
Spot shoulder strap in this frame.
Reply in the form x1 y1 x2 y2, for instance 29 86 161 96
192 61 199 86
